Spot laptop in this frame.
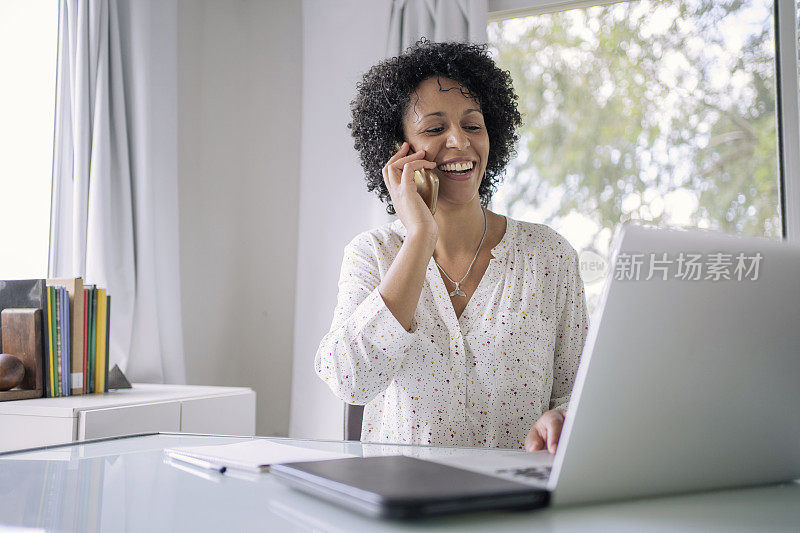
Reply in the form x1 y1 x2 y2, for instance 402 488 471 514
272 223 800 514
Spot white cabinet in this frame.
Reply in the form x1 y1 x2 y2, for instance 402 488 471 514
0 384 255 452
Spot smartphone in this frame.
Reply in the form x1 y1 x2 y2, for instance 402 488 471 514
394 142 439 214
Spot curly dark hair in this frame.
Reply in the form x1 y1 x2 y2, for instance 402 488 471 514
348 38 522 215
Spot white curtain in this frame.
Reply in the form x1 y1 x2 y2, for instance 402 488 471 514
386 0 488 55
49 0 185 383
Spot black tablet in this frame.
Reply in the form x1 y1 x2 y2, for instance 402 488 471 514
269 455 549 519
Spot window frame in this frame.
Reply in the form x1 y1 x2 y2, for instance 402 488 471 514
487 0 800 244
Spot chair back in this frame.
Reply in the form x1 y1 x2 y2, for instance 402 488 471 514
343 403 364 441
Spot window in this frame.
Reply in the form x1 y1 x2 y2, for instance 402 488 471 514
488 0 783 314
0 0 58 279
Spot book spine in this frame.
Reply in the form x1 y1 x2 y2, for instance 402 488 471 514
62 287 71 396
59 287 66 396
88 287 97 394
41 281 50 397
83 288 88 394
69 278 84 395
95 289 107 393
104 295 110 392
46 286 55 397
55 287 62 397
51 285 58 397
86 287 92 394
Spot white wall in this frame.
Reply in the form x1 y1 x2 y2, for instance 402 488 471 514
177 0 302 436
289 0 393 440
175 0 392 439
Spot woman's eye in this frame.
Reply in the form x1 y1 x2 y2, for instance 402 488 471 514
425 125 481 134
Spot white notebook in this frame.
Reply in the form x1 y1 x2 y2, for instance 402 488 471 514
164 439 355 473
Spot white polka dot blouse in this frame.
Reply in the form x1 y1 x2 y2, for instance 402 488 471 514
315 215 589 449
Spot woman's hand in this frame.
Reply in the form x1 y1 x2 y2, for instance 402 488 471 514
382 142 439 241
525 409 566 454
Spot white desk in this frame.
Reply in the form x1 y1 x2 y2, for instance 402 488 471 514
0 384 255 452
0 433 797 532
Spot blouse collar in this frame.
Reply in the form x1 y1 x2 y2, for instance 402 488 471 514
390 215 517 264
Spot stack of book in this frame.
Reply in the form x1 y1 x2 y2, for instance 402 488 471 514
0 278 111 397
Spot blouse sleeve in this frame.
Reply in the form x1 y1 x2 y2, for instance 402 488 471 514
314 235 419 405
549 247 589 411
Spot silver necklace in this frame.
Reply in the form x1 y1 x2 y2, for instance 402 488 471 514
434 207 487 298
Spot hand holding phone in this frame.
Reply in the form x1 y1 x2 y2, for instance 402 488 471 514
394 142 439 214
382 142 439 239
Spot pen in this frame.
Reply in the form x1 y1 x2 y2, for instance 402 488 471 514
166 452 227 474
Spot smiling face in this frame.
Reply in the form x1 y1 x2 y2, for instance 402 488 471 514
401 76 490 208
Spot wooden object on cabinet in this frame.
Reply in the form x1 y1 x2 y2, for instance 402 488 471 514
0 308 43 401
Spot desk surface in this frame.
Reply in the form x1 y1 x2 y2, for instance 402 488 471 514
0 433 798 532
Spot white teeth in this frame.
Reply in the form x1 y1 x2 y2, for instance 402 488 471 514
439 161 474 172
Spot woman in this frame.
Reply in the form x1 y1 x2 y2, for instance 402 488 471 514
315 39 588 453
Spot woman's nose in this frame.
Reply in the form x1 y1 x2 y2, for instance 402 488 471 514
445 128 470 150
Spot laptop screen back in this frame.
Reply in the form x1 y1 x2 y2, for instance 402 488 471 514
550 224 800 505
